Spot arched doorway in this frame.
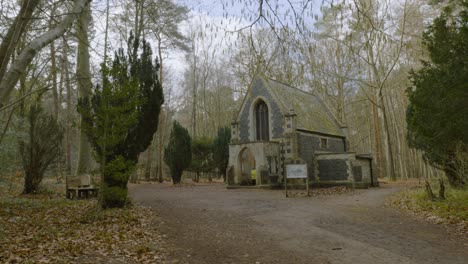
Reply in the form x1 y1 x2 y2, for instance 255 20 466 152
239 148 255 185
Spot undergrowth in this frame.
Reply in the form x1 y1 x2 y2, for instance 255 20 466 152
388 183 468 231
411 187 468 221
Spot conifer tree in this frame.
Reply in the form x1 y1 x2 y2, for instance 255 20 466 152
78 35 164 208
407 2 468 187
164 121 192 184
190 137 214 182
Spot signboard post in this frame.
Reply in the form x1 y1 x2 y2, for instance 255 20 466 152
285 164 309 197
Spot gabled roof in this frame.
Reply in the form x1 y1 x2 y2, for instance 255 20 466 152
259 77 345 137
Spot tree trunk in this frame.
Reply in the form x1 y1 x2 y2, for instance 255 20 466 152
157 111 165 183
372 96 383 178
50 43 59 118
63 39 73 175
23 171 42 194
444 159 463 188
103 0 110 63
76 1 94 175
191 41 198 138
424 179 436 201
380 91 397 181
145 140 154 180
0 106 15 145
49 4 59 118
438 178 445 200
0 0 89 107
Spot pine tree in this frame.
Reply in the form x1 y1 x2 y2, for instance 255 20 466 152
407 2 468 187
164 121 192 184
78 35 164 208
213 127 231 181
190 137 214 182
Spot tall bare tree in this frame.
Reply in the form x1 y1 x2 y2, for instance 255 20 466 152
76 1 94 175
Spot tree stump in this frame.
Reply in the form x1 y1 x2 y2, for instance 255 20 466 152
425 180 436 201
438 178 446 200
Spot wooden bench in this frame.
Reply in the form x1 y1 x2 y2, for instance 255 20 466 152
66 174 99 199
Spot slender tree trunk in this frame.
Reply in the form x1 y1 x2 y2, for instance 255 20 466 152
157 110 165 183
145 140 154 180
63 39 72 175
103 0 110 63
380 90 396 180
158 38 163 85
0 106 15 145
388 93 405 179
76 2 93 175
43 23 65 181
50 43 59 118
52 38 62 181
372 92 383 178
49 4 59 118
191 43 197 138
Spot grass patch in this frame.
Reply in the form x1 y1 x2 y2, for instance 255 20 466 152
388 185 468 232
412 188 468 221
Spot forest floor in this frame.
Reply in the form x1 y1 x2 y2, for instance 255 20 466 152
0 176 170 263
130 181 468 264
385 180 467 235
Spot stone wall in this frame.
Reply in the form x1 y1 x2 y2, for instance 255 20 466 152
328 137 346 152
297 132 346 180
239 96 252 142
317 159 348 181
315 153 356 183
239 79 284 142
297 133 315 180
314 153 373 188
353 157 373 185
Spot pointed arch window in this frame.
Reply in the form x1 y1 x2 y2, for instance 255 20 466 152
255 100 269 141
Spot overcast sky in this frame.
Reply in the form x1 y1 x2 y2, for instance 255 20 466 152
88 0 322 94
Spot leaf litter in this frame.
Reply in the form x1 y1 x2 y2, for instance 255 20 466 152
0 195 171 263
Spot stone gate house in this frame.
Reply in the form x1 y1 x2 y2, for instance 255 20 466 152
227 77 375 188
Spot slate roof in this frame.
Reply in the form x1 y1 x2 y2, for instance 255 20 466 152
260 77 345 137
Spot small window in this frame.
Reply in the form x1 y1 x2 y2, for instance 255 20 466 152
320 138 328 149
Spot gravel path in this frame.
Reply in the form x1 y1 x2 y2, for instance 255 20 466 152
130 183 468 264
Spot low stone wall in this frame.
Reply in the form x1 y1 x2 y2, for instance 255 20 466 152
353 157 373 185
315 153 373 187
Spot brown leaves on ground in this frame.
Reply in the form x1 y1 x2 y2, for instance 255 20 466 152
386 187 468 236
0 196 169 263
287 186 354 197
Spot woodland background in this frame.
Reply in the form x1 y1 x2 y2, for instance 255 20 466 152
0 0 462 186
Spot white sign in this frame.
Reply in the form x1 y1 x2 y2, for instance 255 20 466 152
286 164 308 179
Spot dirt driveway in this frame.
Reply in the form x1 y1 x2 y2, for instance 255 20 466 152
130 183 468 264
